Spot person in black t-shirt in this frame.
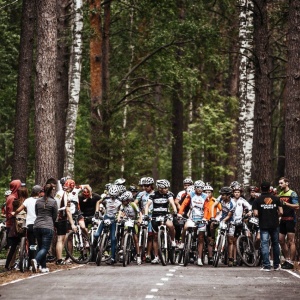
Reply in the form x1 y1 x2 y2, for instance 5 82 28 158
252 181 283 271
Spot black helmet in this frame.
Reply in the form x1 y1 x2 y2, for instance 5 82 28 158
219 186 232 195
129 185 138 192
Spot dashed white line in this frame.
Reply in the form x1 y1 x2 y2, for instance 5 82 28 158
156 283 164 286
166 273 173 276
151 289 158 292
145 295 154 299
161 277 169 281
283 269 300 279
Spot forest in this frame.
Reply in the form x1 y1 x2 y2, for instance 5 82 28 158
0 0 300 206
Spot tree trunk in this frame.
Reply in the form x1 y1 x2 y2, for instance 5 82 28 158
251 0 272 184
56 0 71 179
285 0 300 260
34 0 58 185
64 0 83 178
12 0 35 182
237 0 255 187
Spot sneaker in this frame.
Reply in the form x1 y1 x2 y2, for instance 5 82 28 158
197 258 203 266
208 258 213 265
146 255 151 263
282 260 294 270
31 259 38 273
106 258 115 265
228 259 233 267
233 260 237 267
137 256 142 265
260 267 271 272
151 257 160 264
64 258 72 265
177 242 184 249
171 240 176 247
274 264 281 271
56 259 66 265
41 268 49 273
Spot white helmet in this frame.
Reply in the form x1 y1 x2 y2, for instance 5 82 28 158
143 177 154 185
5 190 11 196
120 191 133 202
194 180 205 189
203 184 213 191
118 185 127 195
156 179 170 189
108 185 120 197
114 178 126 185
138 177 146 186
186 185 195 193
183 177 193 185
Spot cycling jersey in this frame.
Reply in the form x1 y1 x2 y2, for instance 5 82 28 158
233 197 252 221
102 198 122 218
148 191 174 217
78 193 101 217
204 197 222 220
54 188 81 215
179 191 208 220
176 190 190 217
278 190 299 221
120 202 140 220
136 190 153 214
219 199 236 222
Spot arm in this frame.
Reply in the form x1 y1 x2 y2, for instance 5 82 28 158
278 206 283 217
253 209 258 217
169 197 177 214
66 202 77 232
144 200 152 216
178 194 191 215
223 211 233 223
11 204 25 216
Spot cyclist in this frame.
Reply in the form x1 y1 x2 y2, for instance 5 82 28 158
93 184 122 265
212 186 236 266
231 185 252 266
248 186 260 206
278 177 299 269
203 184 222 265
117 191 143 265
144 179 177 264
134 177 155 262
129 185 139 200
177 180 208 266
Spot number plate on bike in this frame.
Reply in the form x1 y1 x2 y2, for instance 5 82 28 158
156 216 164 222
125 220 134 227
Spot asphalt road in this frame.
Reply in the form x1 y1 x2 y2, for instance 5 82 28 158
0 262 299 300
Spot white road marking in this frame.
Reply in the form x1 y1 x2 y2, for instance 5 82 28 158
151 289 158 292
161 277 169 281
156 283 164 286
145 295 154 299
168 269 176 272
166 273 173 276
283 269 300 279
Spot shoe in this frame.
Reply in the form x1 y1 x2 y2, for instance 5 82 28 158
208 258 213 265
274 264 281 271
233 260 237 267
31 259 37 273
151 257 160 264
260 267 271 272
228 260 233 267
41 268 49 273
178 242 184 249
64 258 72 265
171 240 176 247
282 260 294 270
56 259 66 265
146 255 151 263
197 258 203 266
106 258 115 265
137 256 142 265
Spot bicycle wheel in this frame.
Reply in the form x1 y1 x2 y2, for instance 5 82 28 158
0 230 7 252
237 235 256 267
213 235 224 267
183 233 192 266
65 231 92 264
96 233 109 266
19 237 29 272
123 233 132 267
158 230 168 266
168 235 176 265
140 228 147 260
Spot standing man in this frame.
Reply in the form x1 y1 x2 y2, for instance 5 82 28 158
278 177 299 269
253 181 283 271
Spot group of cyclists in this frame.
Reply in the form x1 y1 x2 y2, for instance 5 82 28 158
1 174 298 272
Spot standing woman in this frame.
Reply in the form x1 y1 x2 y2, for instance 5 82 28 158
31 181 58 273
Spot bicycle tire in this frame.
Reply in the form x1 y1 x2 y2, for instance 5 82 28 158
168 235 176 265
0 230 7 252
213 235 224 267
183 233 192 266
19 237 29 272
96 233 109 266
64 231 92 264
158 230 168 266
140 228 147 260
237 235 256 267
123 233 132 267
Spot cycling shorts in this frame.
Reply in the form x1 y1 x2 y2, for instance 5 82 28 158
151 216 172 233
193 218 206 232
227 223 235 237
279 220 295 234
55 220 68 235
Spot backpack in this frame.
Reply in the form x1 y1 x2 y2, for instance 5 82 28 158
15 210 26 235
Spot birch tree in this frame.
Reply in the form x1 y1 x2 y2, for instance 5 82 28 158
64 0 83 177
237 0 255 187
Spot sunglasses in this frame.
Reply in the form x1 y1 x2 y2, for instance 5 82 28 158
143 184 151 187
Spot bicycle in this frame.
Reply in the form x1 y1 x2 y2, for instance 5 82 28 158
138 219 148 261
64 215 92 264
156 214 176 266
236 216 258 267
212 220 229 267
122 217 138 267
0 220 7 253
18 226 30 272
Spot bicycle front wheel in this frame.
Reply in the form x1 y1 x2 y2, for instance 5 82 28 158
183 233 192 267
0 230 7 252
19 237 29 272
65 231 92 264
123 233 132 267
237 235 257 267
213 235 224 267
140 228 147 261
158 230 168 266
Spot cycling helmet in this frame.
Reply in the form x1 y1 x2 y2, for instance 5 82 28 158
129 185 138 192
203 185 213 191
194 180 205 189
232 185 243 192
60 176 71 185
138 177 146 186
230 181 240 188
118 185 127 194
108 185 120 197
183 177 193 185
249 186 259 193
5 190 11 196
105 183 111 190
186 185 195 193
156 179 170 189
120 191 133 202
114 178 126 185
143 177 154 185
219 186 232 195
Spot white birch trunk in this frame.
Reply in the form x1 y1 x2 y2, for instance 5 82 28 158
64 0 83 177
237 0 255 187
187 98 193 177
